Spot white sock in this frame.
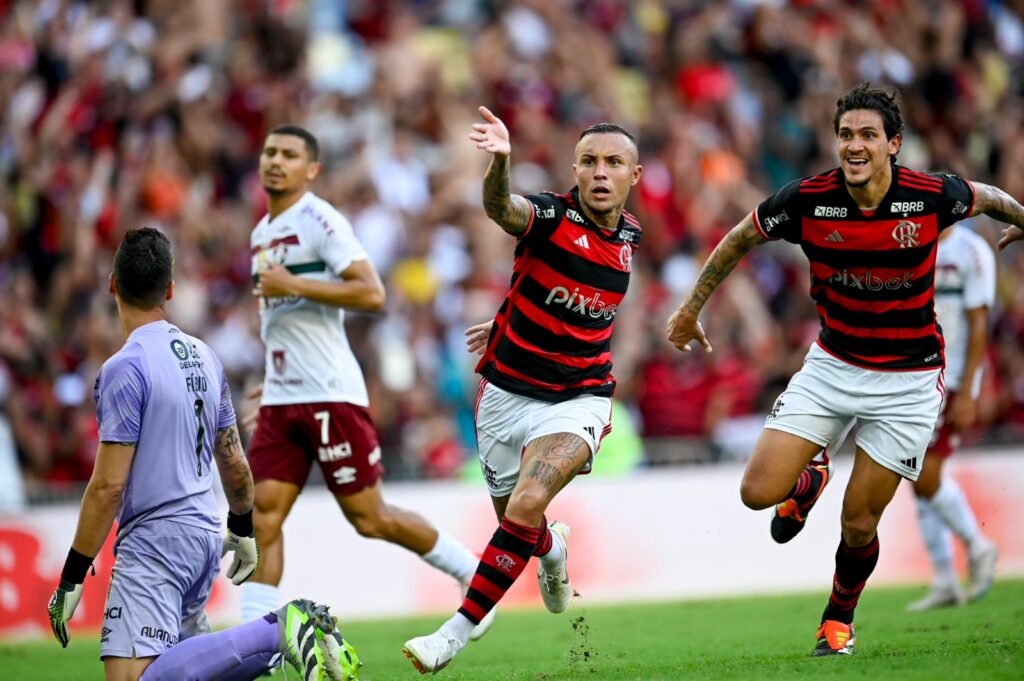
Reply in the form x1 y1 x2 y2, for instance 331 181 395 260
422 528 479 584
930 476 985 553
915 497 957 587
241 582 280 623
441 611 475 645
539 526 566 571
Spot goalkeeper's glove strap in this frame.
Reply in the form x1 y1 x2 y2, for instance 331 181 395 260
61 547 94 585
227 508 255 537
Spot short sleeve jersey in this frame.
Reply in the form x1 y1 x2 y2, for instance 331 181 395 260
251 192 371 407
93 321 235 542
476 187 642 402
934 226 996 391
753 165 976 370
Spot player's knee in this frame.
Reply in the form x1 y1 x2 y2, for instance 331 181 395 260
349 512 391 540
253 510 285 544
739 479 774 510
841 514 879 546
507 487 548 522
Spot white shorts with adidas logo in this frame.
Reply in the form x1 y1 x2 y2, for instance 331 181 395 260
764 342 944 481
474 380 612 497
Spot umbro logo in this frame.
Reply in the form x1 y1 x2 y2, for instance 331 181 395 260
574 234 590 249
824 231 844 243
900 457 918 470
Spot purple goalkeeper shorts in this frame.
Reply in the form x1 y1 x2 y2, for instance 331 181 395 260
100 519 221 660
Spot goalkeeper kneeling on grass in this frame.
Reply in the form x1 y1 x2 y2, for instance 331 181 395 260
45 227 360 681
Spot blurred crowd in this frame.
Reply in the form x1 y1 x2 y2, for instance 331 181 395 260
1 0 1023 505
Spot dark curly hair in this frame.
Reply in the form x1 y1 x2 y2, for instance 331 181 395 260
833 82 904 141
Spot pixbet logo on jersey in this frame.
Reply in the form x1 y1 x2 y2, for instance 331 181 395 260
830 269 913 291
545 286 618 320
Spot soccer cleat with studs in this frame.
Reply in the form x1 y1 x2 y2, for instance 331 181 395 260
771 457 834 544
813 620 856 656
538 521 572 614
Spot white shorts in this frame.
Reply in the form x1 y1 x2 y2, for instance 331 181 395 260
764 343 944 481
474 380 612 497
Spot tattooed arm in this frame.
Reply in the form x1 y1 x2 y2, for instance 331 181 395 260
213 424 254 514
469 106 533 235
971 182 1024 251
666 214 768 352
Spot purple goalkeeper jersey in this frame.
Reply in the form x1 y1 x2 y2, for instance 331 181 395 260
93 320 236 543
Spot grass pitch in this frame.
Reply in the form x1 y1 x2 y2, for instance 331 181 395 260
2 580 1020 680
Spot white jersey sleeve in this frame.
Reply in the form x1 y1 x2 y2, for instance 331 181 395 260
313 203 370 276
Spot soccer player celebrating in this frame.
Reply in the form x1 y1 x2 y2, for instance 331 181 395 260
46 228 359 680
906 224 998 610
666 83 1024 656
244 125 491 641
402 107 643 674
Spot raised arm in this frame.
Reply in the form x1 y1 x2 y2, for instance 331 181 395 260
665 214 767 352
971 182 1024 251
470 106 533 235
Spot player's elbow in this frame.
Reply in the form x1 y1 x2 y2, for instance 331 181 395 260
364 285 386 313
86 478 126 506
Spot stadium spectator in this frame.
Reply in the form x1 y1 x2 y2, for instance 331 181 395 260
242 125 492 650
665 82 1024 656
45 227 357 680
402 107 643 673
0 1 1022 492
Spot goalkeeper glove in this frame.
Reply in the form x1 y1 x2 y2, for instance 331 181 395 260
47 548 92 648
223 509 259 585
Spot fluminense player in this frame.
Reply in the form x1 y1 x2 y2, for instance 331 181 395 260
906 224 998 611
46 228 358 681
402 107 643 674
243 125 492 643
666 83 1024 656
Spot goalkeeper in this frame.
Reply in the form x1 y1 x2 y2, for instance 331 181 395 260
47 228 358 680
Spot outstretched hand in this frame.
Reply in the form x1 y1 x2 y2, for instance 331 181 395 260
997 224 1023 251
469 106 511 157
666 308 713 354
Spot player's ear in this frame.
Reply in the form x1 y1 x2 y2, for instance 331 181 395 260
306 161 321 182
165 280 174 302
889 133 901 157
631 163 643 186
108 273 116 296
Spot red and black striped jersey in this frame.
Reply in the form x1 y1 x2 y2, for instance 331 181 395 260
477 187 642 402
752 164 976 371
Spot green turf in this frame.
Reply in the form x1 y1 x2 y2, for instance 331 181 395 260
3 581 1021 680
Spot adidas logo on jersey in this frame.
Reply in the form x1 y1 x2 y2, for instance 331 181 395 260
824 231 844 243
573 234 590 249
900 457 918 470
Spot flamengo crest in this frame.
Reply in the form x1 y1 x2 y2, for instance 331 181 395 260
892 220 921 248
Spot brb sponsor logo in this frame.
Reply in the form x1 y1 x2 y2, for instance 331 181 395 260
890 201 924 213
545 286 617 320
831 269 913 291
814 206 847 218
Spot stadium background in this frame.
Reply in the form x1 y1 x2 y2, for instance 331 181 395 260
0 0 1022 640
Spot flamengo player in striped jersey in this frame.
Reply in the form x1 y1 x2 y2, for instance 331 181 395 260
243 125 493 645
906 224 998 612
402 108 643 674
46 228 358 681
666 83 1024 657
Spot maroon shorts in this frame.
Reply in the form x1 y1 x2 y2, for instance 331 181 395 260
928 390 961 459
247 402 383 495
